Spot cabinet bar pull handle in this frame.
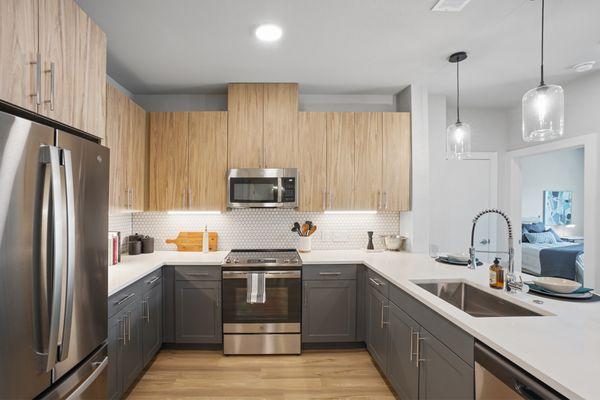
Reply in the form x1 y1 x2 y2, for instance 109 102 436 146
147 276 160 285
114 293 135 305
187 272 209 276
30 53 42 105
44 62 55 111
369 277 382 287
384 191 388 210
380 304 389 328
410 327 417 361
416 332 426 367
127 311 131 341
319 272 341 276
119 318 126 345
142 299 149 323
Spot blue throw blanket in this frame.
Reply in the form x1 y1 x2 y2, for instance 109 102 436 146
539 244 584 280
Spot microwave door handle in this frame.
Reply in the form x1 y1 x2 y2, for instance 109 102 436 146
277 178 283 203
39 145 64 372
58 148 75 361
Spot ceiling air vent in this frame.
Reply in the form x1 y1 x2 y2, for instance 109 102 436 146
431 0 473 12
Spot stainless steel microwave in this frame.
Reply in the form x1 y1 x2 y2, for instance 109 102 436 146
227 168 298 208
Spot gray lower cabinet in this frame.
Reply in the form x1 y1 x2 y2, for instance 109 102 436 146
175 280 222 343
141 281 163 364
302 280 356 342
418 328 474 399
387 302 419 400
366 285 388 371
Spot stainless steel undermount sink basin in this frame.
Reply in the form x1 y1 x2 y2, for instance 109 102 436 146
413 280 545 318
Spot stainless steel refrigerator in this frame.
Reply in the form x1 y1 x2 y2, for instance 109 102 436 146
0 110 109 399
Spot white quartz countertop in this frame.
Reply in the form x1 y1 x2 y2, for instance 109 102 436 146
108 250 600 399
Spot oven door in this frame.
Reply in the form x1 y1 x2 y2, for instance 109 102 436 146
222 270 301 333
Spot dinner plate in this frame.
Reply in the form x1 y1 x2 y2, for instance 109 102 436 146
532 277 582 293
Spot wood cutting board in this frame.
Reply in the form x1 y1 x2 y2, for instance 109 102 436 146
165 232 218 252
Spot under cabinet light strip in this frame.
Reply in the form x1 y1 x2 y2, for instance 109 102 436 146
323 210 377 215
166 211 222 215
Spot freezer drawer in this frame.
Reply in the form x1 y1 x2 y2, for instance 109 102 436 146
41 343 108 400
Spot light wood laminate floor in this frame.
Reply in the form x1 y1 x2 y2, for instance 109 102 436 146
126 349 397 399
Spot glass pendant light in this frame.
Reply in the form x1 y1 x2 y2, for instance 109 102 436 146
447 51 471 160
522 0 564 142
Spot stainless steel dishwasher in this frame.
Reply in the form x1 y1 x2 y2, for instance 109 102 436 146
475 342 567 400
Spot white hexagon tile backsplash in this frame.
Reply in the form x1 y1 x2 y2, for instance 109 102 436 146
108 209 401 251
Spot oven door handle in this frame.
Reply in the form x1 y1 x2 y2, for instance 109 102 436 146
222 271 301 279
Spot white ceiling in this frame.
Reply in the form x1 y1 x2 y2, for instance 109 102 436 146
77 0 600 107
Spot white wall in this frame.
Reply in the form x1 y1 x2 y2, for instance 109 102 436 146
520 147 584 236
507 70 600 150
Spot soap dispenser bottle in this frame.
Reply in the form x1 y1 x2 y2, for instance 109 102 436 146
202 225 209 253
489 257 504 289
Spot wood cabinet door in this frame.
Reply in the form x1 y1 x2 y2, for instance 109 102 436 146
263 83 298 168
0 0 38 111
128 100 147 212
227 83 263 169
326 112 355 210
387 302 420 400
354 112 383 210
418 327 474 400
383 112 411 211
148 112 189 211
38 0 78 127
302 280 356 343
188 112 227 211
175 280 222 343
105 83 128 214
78 15 106 139
298 112 327 211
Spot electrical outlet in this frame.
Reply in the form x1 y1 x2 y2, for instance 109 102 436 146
321 231 331 242
332 231 347 243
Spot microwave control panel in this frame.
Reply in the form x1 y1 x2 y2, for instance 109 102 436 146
282 178 296 202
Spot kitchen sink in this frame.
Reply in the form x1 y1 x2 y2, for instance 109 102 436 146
413 281 545 318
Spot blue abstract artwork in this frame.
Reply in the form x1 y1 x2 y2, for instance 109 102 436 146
543 190 573 226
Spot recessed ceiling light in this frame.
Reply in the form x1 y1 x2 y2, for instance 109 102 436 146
572 61 596 73
255 24 283 42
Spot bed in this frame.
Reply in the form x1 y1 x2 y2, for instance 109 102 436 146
522 242 585 283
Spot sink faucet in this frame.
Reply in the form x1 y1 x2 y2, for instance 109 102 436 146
469 209 522 292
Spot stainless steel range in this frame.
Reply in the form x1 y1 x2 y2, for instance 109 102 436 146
222 249 302 355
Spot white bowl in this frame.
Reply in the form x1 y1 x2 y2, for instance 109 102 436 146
533 277 582 294
447 253 469 263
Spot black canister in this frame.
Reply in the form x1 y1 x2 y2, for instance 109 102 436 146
141 236 154 254
128 233 142 255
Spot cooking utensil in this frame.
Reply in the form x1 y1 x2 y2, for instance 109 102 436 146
307 225 317 236
165 231 218 252
301 223 309 236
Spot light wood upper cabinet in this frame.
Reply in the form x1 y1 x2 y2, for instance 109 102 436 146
298 112 327 211
0 0 38 112
383 112 411 211
0 0 109 139
227 83 299 169
326 112 355 210
106 83 147 214
148 112 189 211
227 83 263 169
129 101 147 212
354 112 383 210
106 84 128 213
188 112 228 211
263 83 298 168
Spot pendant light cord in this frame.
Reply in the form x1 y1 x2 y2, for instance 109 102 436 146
540 0 545 85
456 60 461 123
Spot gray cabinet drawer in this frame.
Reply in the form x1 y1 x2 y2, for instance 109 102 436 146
174 265 221 281
140 270 162 294
303 264 357 280
389 284 474 366
367 269 389 297
108 282 141 319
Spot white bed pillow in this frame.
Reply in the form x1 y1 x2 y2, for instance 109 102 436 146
524 231 558 245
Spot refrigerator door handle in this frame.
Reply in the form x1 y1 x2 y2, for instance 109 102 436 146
39 145 64 372
65 356 108 400
58 148 76 362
